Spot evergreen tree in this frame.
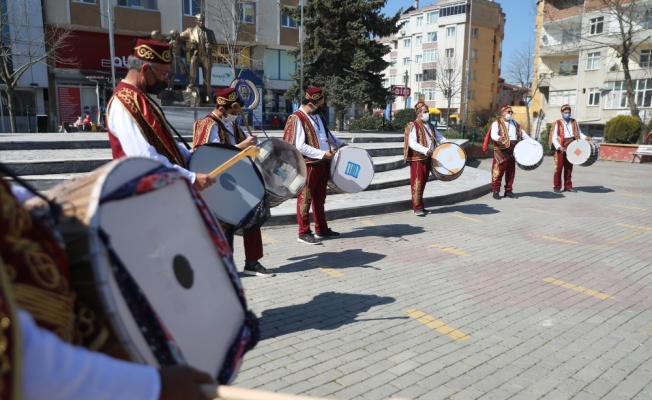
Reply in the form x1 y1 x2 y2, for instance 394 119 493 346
283 0 402 128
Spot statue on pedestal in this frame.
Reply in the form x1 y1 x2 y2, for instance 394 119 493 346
168 29 188 89
180 13 217 104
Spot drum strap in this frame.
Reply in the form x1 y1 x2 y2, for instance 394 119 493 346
97 228 184 367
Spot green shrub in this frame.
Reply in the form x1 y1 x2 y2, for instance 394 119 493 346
349 114 386 131
604 115 641 144
390 108 416 132
539 123 554 156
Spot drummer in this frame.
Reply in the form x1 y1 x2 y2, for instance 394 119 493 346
404 102 448 216
489 104 531 200
283 87 347 245
192 88 275 277
106 38 215 192
550 104 591 193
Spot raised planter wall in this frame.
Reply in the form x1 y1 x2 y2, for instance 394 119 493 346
599 143 649 163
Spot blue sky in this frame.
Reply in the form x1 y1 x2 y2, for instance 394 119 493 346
381 0 537 79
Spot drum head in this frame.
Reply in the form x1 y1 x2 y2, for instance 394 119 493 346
566 140 591 165
514 140 543 168
94 175 244 375
255 138 307 198
432 142 466 179
190 143 265 225
329 147 375 193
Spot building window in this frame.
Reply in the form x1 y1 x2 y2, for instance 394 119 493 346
390 75 397 85
589 16 603 35
646 11 652 29
605 79 652 108
281 12 297 28
403 57 410 66
415 54 423 64
416 73 423 82
427 32 437 42
445 48 454 58
423 49 437 62
444 69 453 79
549 90 577 107
403 39 411 48
183 0 200 16
117 0 157 10
471 27 478 37
423 88 436 100
470 70 476 80
416 16 423 27
470 49 477 59
469 90 475 100
640 49 652 68
390 57 397 67
586 52 601 70
73 0 96 3
416 36 422 46
559 59 578 75
446 26 456 37
240 2 254 24
423 68 436 81
588 88 601 106
427 11 438 24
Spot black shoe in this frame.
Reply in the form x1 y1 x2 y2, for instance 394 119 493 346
243 262 276 277
504 191 518 199
414 209 426 216
493 191 501 200
564 188 578 193
314 229 340 239
553 188 563 194
297 233 322 245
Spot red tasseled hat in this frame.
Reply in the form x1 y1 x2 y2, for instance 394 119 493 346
132 38 171 64
305 87 324 101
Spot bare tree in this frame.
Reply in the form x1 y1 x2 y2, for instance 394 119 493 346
543 0 652 141
204 0 266 79
504 42 546 135
435 50 464 125
0 2 75 133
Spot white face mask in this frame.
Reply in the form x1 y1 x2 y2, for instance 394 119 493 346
421 113 430 122
224 114 238 123
504 113 512 121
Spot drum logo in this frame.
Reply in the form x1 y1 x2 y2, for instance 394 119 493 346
344 162 361 178
273 165 289 180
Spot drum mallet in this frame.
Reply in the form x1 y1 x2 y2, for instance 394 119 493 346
201 384 328 400
208 146 260 178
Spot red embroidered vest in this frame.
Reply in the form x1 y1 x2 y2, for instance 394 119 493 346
403 121 436 162
193 112 246 150
283 110 322 164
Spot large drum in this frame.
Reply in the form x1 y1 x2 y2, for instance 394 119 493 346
254 138 307 207
431 142 467 181
38 157 256 383
566 139 600 167
328 146 375 193
190 143 269 235
514 139 544 171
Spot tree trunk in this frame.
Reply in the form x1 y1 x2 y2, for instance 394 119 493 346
5 86 18 133
525 104 531 135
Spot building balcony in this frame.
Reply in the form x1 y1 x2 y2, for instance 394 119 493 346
539 42 580 57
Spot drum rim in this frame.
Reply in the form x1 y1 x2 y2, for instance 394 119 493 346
431 142 467 178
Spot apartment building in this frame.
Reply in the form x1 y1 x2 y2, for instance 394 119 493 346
41 0 300 128
377 0 504 126
533 0 652 137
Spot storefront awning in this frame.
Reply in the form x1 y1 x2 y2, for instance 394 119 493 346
428 107 440 114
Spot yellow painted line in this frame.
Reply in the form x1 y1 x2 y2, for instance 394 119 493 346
543 277 612 300
452 214 482 223
318 268 345 278
431 243 471 257
617 193 648 199
608 231 643 244
617 223 652 231
527 208 558 215
261 233 277 244
362 220 377 227
405 309 470 341
612 204 648 211
538 235 581 245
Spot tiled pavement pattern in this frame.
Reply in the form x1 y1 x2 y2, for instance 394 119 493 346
232 159 652 400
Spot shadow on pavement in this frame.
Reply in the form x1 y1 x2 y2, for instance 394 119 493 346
345 224 425 239
515 191 566 199
430 203 499 215
574 185 615 194
279 249 385 273
465 159 482 168
258 292 396 340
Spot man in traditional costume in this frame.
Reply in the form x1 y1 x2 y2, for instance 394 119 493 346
550 104 591 193
192 88 275 277
106 38 214 191
283 87 345 245
487 104 531 200
404 102 448 216
0 173 214 399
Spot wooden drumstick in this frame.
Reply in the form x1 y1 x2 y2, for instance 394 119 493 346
232 103 255 138
208 146 260 178
201 384 328 400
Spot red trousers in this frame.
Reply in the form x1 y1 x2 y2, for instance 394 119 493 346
409 160 430 211
226 228 263 262
553 150 573 190
491 154 516 192
296 162 329 236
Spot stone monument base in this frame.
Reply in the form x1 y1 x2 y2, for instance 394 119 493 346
183 87 202 107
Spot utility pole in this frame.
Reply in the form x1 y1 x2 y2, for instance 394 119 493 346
464 0 473 128
108 1 117 90
299 0 304 95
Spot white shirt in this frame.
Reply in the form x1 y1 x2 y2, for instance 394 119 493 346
490 119 531 142
292 110 344 159
409 123 447 156
107 99 196 183
206 117 256 146
20 310 160 400
551 118 587 150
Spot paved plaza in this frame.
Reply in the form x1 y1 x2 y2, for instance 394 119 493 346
232 159 652 400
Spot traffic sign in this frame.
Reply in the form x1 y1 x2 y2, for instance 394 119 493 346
392 86 411 97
